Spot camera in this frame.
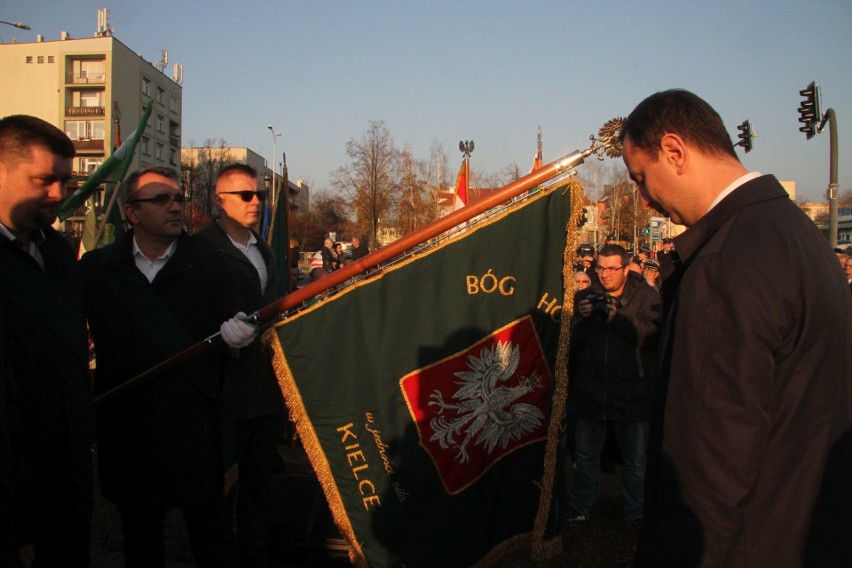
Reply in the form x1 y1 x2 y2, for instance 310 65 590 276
583 291 617 324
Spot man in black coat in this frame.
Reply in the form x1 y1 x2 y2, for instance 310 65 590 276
350 235 369 261
196 163 287 568
623 89 852 567
80 167 256 568
0 115 93 567
567 244 661 527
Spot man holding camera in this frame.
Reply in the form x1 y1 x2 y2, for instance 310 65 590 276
566 244 662 528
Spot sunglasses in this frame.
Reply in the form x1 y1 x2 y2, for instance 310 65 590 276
218 190 268 203
130 193 190 205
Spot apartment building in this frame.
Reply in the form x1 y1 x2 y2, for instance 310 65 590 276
0 25 182 192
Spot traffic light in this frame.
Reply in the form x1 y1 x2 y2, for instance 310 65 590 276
736 120 753 153
798 81 821 140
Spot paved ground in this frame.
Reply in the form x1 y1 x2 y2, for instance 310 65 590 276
91 445 636 567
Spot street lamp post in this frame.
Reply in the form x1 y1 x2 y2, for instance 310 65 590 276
267 124 281 206
0 20 30 30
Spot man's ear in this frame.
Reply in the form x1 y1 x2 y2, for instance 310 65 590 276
123 203 138 226
660 133 687 174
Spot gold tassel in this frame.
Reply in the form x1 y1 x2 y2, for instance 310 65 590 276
530 176 583 560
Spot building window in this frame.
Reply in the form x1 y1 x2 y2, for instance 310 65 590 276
79 59 104 82
169 97 177 113
142 76 150 96
156 115 164 133
25 56 33 64
155 143 164 161
80 158 103 174
141 136 150 155
156 87 165 105
64 120 105 140
48 56 54 64
78 90 104 108
37 56 44 64
169 147 178 166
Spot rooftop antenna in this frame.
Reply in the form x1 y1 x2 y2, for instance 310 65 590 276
155 50 168 72
96 8 113 37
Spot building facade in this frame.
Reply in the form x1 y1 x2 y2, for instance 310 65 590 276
0 29 182 201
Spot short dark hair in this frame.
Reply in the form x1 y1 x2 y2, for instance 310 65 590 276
621 89 738 160
119 166 180 206
216 163 257 182
0 114 75 166
598 244 629 266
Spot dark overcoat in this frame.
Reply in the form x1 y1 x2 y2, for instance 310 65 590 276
194 220 285 421
637 175 852 567
569 275 661 421
0 228 93 563
80 231 240 509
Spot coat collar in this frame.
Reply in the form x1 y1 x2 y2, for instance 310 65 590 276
673 174 786 266
197 217 271 268
104 229 193 283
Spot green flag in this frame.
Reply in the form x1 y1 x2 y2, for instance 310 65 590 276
269 186 572 566
58 99 153 221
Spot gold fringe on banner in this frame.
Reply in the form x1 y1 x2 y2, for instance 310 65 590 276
531 176 584 560
264 328 369 567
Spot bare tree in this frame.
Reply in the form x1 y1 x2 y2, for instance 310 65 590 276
395 147 435 235
181 138 230 217
331 120 399 248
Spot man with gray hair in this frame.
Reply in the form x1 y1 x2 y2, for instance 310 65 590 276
80 166 256 567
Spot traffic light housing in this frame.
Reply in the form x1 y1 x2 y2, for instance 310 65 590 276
736 120 753 153
798 81 821 140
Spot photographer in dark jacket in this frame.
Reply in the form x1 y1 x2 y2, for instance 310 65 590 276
566 244 661 527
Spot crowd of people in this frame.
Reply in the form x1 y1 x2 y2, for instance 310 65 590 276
2 89 850 568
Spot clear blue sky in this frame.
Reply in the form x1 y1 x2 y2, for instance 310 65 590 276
4 0 851 202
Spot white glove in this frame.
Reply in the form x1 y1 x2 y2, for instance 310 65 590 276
220 312 257 349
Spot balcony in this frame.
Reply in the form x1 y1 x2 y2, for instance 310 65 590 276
66 106 105 117
71 74 106 84
72 139 104 152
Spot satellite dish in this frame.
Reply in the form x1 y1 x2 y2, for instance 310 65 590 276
459 141 465 152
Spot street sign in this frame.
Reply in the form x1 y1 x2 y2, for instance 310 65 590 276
649 216 665 241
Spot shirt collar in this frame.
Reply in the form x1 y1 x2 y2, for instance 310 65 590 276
0 222 45 246
132 236 178 261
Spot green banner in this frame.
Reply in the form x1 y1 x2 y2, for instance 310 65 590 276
270 187 571 566
59 99 153 221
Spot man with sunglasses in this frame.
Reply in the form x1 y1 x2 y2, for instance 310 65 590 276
566 244 661 529
196 163 285 568
0 115 93 567
80 166 257 567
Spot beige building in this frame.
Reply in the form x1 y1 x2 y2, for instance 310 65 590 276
0 26 182 189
